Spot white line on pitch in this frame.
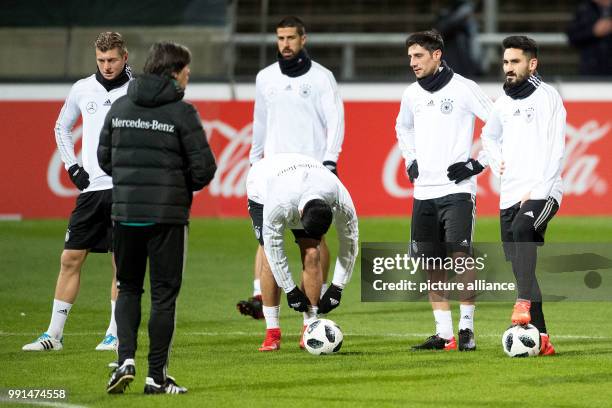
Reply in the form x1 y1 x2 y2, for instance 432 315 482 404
1 331 609 340
0 397 87 408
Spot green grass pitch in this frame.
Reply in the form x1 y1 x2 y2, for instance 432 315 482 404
1 217 612 407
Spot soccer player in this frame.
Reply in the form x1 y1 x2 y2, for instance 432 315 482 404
246 153 358 351
237 16 345 321
100 42 217 394
481 36 565 356
395 30 493 351
22 32 132 352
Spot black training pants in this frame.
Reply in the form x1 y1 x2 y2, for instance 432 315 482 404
114 222 186 384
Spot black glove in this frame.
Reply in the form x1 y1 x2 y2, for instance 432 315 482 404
447 159 484 184
286 286 309 312
318 284 343 314
407 160 419 183
68 164 90 190
322 160 338 177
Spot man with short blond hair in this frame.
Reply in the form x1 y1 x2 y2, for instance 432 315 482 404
22 31 132 352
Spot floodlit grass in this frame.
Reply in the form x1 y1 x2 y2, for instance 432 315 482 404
1 217 612 407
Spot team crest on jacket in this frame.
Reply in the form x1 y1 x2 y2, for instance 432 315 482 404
525 107 535 123
440 99 453 114
86 101 97 114
299 83 312 98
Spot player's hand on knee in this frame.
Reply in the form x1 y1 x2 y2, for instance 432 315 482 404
286 286 309 312
318 284 342 314
323 161 338 177
68 164 90 190
447 159 484 184
407 160 419 183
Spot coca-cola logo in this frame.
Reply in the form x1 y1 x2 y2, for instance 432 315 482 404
382 120 610 198
48 119 254 198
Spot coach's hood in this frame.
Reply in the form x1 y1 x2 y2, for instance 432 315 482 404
127 74 184 107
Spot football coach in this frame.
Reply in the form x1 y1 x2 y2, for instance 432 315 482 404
98 41 217 394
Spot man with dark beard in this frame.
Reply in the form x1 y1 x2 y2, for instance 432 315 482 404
481 36 566 356
239 16 345 352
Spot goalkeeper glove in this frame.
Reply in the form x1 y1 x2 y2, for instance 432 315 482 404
68 164 90 190
407 160 419 183
322 160 338 177
318 284 342 314
447 159 484 184
286 286 309 312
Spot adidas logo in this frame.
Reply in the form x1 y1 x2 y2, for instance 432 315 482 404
57 308 69 316
284 84 292 91
427 100 434 106
514 109 520 116
103 99 112 106
461 239 469 246
524 211 535 218
330 299 339 306
463 315 471 319
465 162 473 170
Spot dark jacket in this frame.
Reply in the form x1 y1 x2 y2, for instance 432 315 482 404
98 74 217 224
567 1 612 76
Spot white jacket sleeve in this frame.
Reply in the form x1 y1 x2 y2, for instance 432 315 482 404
262 205 297 293
54 85 81 170
320 72 344 163
249 74 267 164
530 94 566 200
466 80 494 167
480 107 504 177
395 91 417 169
331 187 359 289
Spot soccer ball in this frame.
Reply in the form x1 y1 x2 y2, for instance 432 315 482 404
502 324 541 357
303 319 343 355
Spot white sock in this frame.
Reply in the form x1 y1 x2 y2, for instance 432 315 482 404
459 304 475 331
320 282 328 299
106 300 117 336
47 299 72 339
303 305 319 326
262 305 280 329
253 279 261 297
433 309 453 340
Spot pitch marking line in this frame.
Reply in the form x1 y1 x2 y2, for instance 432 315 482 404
0 397 87 408
1 331 609 340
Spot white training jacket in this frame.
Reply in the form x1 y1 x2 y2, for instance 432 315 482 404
250 61 344 164
246 153 359 293
54 74 129 193
395 73 493 200
480 80 566 209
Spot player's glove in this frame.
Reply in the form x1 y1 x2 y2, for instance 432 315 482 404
447 159 484 184
407 160 419 183
318 284 342 314
286 286 309 312
68 164 90 190
322 160 338 177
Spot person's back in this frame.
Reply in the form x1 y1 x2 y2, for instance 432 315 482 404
101 74 215 224
101 41 216 395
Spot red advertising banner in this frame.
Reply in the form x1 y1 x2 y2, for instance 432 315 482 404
0 99 610 218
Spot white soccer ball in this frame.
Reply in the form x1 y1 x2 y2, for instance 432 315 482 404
303 319 343 355
502 324 541 357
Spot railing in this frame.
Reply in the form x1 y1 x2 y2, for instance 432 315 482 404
228 32 568 80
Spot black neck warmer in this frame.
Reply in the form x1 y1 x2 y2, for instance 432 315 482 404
503 73 541 100
96 64 132 92
417 60 454 93
278 49 312 77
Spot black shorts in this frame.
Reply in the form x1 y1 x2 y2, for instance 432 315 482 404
64 189 112 253
247 199 321 246
500 197 559 261
410 193 475 258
